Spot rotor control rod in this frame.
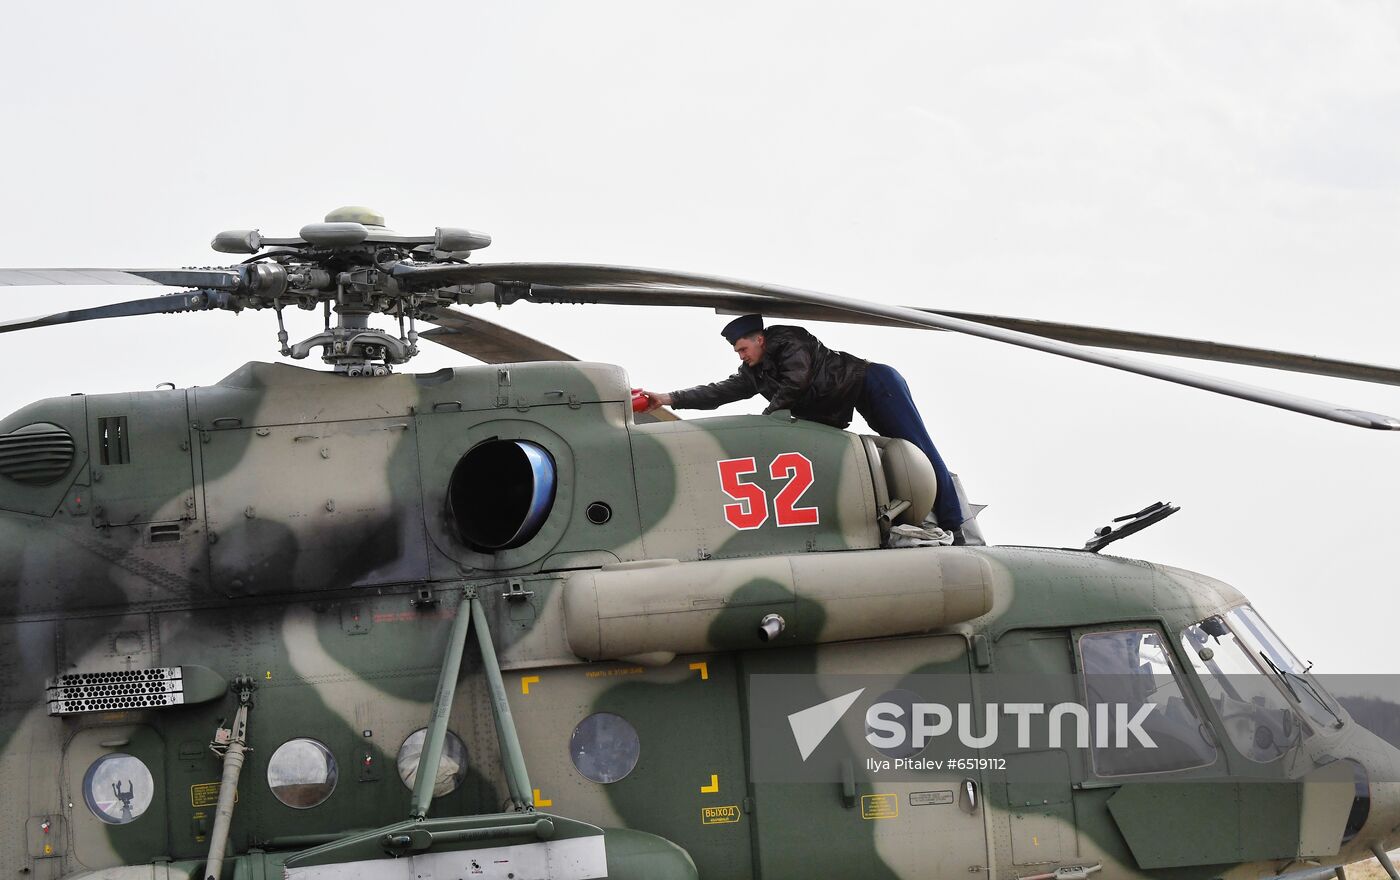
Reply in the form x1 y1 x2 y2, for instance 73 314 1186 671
410 589 475 820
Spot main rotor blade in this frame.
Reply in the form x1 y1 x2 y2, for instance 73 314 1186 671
523 285 1400 387
0 290 230 334
418 308 679 422
396 262 1400 430
525 284 908 327
936 310 1400 388
0 267 243 290
421 309 578 362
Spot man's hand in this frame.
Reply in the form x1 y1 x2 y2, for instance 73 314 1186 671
638 390 672 412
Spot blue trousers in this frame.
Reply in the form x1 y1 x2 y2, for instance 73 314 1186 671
855 363 963 530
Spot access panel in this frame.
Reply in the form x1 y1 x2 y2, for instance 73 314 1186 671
201 417 428 596
88 390 195 527
744 637 987 880
67 725 168 868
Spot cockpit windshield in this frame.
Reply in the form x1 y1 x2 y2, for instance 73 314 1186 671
1226 606 1343 731
1180 605 1342 765
1181 617 1300 762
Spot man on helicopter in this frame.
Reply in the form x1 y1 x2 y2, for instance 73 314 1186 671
638 314 966 535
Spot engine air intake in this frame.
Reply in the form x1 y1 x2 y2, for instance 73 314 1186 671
0 422 75 486
449 439 557 551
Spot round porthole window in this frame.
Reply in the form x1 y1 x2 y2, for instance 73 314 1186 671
83 753 154 824
267 738 338 809
569 712 640 784
397 728 470 796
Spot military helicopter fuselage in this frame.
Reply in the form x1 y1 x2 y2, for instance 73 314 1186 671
1 357 1396 880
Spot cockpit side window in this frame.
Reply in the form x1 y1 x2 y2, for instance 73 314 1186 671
1078 628 1217 776
1181 617 1301 762
1226 606 1344 731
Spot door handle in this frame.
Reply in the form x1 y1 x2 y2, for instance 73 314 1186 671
960 777 979 813
840 759 857 808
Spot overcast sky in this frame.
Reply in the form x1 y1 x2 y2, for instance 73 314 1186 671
2 1 1397 672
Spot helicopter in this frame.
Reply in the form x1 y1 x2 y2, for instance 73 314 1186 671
2 206 1400 880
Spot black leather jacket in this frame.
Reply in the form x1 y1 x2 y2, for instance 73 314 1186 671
669 325 868 428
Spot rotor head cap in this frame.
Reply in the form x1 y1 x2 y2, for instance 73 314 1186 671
324 205 386 227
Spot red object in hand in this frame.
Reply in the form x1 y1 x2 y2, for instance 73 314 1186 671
631 389 649 413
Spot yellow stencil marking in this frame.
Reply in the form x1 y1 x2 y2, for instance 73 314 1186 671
701 774 720 793
521 675 540 695
702 805 741 825
1033 836 1039 846
861 793 899 820
264 671 272 680
583 666 644 679
689 661 709 680
190 782 238 808
533 788 553 808
42 844 52 855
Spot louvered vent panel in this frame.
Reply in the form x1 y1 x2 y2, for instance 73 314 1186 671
0 422 75 486
46 667 186 715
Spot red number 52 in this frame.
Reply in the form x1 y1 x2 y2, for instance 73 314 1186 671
717 453 820 530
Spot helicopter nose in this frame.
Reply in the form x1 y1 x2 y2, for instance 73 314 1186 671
1357 776 1400 855
1338 736 1400 861
1346 783 1400 880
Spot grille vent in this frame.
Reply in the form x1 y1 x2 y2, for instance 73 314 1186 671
0 422 75 486
46 667 187 716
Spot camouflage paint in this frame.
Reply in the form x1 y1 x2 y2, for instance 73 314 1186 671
0 359 1397 879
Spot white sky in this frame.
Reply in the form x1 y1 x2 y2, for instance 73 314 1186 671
1 1 1397 672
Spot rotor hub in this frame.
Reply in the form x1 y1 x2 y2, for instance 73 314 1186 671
200 209 493 374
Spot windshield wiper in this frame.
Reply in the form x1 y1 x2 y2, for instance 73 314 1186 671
1258 651 1301 702
1294 674 1344 728
1258 651 1344 728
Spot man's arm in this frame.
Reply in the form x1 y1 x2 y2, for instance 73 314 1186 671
761 341 814 414
664 372 757 410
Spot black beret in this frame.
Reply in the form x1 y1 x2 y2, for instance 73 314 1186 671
721 314 765 344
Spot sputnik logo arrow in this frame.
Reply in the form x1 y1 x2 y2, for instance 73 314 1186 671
787 688 864 761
